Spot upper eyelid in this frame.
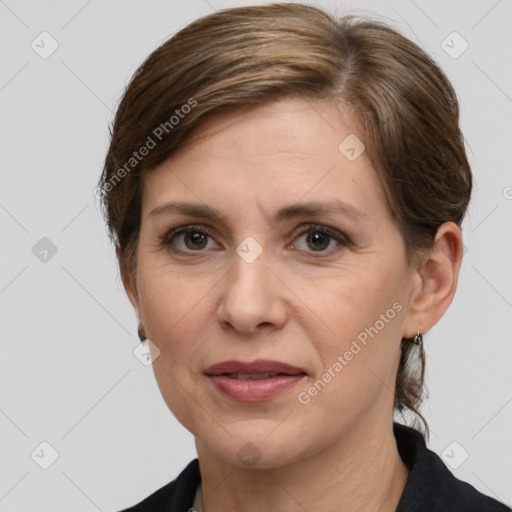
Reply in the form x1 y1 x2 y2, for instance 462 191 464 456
162 222 348 249
163 222 343 238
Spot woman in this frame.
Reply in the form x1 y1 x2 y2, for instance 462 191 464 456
98 3 510 511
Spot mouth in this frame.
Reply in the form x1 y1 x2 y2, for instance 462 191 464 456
220 372 301 380
204 359 307 376
204 359 307 402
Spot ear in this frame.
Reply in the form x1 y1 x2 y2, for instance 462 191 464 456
402 221 464 338
118 248 141 322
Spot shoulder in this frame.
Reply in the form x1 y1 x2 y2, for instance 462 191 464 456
116 459 200 512
421 456 510 512
394 422 510 512
443 476 511 512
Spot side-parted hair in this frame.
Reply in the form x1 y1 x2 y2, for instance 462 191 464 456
99 2 472 439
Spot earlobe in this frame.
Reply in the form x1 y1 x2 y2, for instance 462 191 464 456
403 222 463 338
137 325 147 342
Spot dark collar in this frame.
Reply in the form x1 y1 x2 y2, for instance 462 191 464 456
394 421 509 511
120 422 510 511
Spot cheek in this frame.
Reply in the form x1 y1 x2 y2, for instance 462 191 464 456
296 261 405 406
137 270 211 431
137 265 209 366
302 258 404 346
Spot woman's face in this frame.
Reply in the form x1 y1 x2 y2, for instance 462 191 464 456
128 97 421 468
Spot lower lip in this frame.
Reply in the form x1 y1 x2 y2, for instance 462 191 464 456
208 374 306 402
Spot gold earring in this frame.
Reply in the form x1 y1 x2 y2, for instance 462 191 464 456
411 329 425 368
412 330 423 347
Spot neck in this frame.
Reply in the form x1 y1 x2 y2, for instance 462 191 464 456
196 417 410 512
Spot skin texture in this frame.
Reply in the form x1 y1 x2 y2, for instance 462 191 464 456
123 97 463 511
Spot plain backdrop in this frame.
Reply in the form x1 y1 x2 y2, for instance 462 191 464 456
0 0 511 510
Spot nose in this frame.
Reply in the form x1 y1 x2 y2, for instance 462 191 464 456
216 247 288 335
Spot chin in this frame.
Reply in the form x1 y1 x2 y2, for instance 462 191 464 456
196 421 313 470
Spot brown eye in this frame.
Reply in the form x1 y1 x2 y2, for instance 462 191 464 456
305 231 330 251
162 224 217 253
291 224 349 255
182 231 209 250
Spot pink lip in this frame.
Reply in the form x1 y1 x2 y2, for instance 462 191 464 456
205 359 306 376
205 359 307 402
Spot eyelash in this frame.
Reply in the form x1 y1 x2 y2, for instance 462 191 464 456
160 223 350 257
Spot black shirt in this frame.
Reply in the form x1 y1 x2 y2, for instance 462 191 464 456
118 422 510 511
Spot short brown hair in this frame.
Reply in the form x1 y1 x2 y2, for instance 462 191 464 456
98 2 472 439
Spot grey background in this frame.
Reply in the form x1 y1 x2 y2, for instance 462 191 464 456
0 0 511 510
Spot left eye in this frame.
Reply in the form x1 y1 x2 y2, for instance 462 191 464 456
290 224 348 254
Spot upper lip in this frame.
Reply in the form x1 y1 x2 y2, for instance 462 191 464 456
204 359 307 376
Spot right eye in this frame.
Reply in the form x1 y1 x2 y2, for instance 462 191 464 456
161 224 219 253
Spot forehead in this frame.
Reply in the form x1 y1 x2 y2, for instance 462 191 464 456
182 96 361 157
141 97 387 224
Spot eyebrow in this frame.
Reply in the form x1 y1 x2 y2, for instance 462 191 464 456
149 199 367 223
